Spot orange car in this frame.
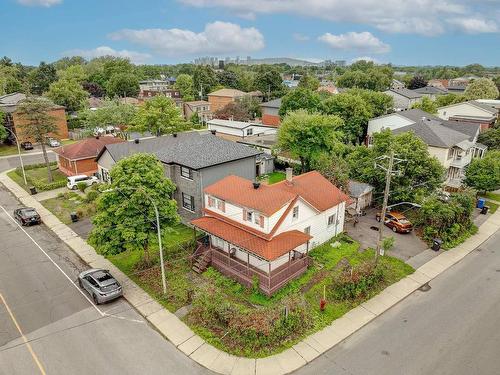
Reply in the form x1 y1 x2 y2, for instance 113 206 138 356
376 211 413 233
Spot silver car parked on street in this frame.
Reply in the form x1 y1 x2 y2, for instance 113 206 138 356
78 269 122 304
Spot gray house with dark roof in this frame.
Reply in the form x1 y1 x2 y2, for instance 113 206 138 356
96 131 262 221
383 88 423 110
367 109 486 188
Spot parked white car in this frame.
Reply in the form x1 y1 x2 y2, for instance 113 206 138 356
67 175 99 190
47 138 61 147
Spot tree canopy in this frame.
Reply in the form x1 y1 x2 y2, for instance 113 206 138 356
173 74 195 101
279 88 321 117
477 127 500 150
276 110 344 172
106 72 140 98
88 153 179 262
79 98 137 130
464 151 500 193
130 95 190 136
46 78 88 112
464 78 499 100
411 96 437 114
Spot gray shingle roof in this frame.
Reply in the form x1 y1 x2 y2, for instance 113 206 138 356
100 131 261 170
392 118 472 148
260 98 282 109
348 180 374 198
412 86 448 95
387 88 422 99
470 100 498 114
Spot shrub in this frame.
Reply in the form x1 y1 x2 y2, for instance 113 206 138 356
85 190 99 203
76 181 87 192
331 262 385 301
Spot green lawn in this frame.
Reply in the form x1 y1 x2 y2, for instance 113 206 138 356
258 171 286 185
483 192 500 202
485 200 499 214
8 164 67 192
0 144 22 157
108 230 414 357
40 192 86 224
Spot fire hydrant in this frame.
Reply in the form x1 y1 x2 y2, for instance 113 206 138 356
320 299 326 311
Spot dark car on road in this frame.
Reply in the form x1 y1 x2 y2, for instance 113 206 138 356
14 207 41 226
78 269 123 304
376 211 413 233
20 141 34 150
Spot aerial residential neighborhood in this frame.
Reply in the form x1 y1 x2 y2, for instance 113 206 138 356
1 1 500 375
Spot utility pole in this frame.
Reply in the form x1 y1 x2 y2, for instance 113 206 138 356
374 151 404 263
5 128 27 185
152 201 167 295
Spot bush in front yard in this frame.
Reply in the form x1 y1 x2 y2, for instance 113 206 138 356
331 262 386 301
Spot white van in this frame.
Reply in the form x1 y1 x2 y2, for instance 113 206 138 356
67 175 99 190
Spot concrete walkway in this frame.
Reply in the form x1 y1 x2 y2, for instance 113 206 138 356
2 169 500 375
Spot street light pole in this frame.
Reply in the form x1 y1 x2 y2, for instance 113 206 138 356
375 151 394 263
6 128 27 185
152 200 167 295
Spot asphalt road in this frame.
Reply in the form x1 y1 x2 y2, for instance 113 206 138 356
0 151 56 172
295 229 500 375
0 186 208 375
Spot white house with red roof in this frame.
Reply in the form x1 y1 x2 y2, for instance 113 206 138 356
191 168 350 295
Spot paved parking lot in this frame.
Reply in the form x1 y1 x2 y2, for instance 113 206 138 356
344 208 429 262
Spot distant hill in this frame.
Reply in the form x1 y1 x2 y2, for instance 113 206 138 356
239 57 323 67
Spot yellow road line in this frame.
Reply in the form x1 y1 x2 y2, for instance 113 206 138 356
0 292 47 375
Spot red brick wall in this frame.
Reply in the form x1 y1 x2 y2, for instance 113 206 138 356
57 156 97 176
262 113 280 126
208 96 235 113
13 107 69 142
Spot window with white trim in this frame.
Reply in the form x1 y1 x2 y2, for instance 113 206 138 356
182 193 195 211
328 214 336 226
180 166 193 180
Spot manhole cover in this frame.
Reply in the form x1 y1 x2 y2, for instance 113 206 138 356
418 283 431 292
370 226 379 231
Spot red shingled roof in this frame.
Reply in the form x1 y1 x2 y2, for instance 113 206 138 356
53 137 125 161
191 216 311 260
204 171 350 215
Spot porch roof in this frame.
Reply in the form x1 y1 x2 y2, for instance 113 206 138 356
191 216 311 261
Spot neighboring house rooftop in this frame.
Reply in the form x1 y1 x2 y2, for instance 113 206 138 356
237 133 277 149
386 88 422 99
260 98 282 109
98 131 261 170
348 180 374 198
54 136 125 161
204 171 351 216
184 100 209 107
0 92 63 113
207 88 247 98
412 86 448 95
438 100 498 115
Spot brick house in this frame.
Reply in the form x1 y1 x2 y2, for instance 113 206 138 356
0 93 69 143
260 98 281 126
183 100 212 123
191 169 350 295
53 136 126 176
207 88 247 113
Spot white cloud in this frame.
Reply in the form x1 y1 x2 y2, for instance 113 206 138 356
63 46 152 64
447 17 498 33
293 33 310 41
109 21 265 56
17 0 62 6
178 0 498 36
319 31 390 54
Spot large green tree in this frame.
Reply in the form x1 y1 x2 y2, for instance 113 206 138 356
173 74 195 101
28 62 57 95
321 92 372 144
279 88 321 117
0 112 7 141
253 66 285 100
106 72 140 98
276 110 344 172
336 68 391 91
298 73 320 91
434 93 466 107
46 78 88 112
477 127 500 150
79 98 137 130
193 65 218 99
411 97 438 114
88 153 179 264
464 78 499 100
130 95 190 136
16 97 58 182
346 130 445 203
348 89 393 117
464 151 500 193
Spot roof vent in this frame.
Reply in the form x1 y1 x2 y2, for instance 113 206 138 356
134 138 140 144
421 116 426 122
253 182 261 189
173 133 177 137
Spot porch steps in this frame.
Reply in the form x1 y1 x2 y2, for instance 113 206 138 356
192 251 211 274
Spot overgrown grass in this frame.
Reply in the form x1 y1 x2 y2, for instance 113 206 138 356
258 171 286 185
0 144 23 157
483 192 500 202
9 164 67 191
40 192 86 224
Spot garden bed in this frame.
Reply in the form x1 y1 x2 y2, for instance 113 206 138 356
106 233 414 357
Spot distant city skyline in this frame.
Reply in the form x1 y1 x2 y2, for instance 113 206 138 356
2 0 500 66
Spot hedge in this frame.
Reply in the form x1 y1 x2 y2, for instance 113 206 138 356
14 162 66 191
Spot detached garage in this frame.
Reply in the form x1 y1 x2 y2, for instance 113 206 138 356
348 180 374 213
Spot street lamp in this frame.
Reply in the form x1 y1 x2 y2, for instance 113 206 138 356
109 187 167 295
5 128 27 185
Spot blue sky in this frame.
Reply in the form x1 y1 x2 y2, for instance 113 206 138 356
2 0 500 66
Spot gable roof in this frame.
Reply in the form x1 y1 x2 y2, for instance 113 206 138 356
386 88 422 99
54 137 126 160
98 131 261 170
0 92 64 113
204 171 350 216
260 98 282 109
412 86 448 95
208 88 246 98
348 180 374 198
392 118 473 148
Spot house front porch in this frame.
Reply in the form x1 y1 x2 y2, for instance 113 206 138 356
192 238 310 296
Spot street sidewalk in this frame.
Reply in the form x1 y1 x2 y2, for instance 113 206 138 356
2 169 499 375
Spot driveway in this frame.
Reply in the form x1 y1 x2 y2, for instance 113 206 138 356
344 208 429 263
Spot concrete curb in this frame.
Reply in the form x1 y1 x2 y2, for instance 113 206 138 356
2 170 499 375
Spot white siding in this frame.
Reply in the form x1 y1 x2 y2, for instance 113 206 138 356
437 103 493 120
367 114 414 136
